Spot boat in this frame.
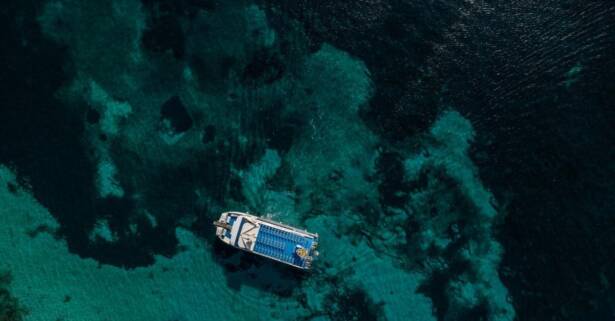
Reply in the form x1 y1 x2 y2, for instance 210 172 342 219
213 211 319 270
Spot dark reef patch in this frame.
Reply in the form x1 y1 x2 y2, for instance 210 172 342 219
25 224 57 239
86 108 100 124
140 0 218 59
0 271 27 321
142 13 185 59
202 125 216 144
6 182 18 194
257 101 304 153
376 151 409 208
160 95 193 133
417 259 474 321
417 268 451 321
458 300 490 321
241 49 285 86
188 55 237 93
139 164 200 219
141 0 217 19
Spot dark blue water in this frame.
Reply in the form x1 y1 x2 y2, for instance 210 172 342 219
1 1 614 320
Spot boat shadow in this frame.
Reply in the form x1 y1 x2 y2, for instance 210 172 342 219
212 240 309 297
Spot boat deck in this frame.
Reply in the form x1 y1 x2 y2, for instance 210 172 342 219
225 215 237 239
253 224 315 268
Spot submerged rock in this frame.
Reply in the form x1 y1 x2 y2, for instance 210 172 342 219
160 95 193 134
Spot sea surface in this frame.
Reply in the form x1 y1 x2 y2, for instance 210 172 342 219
1 1 614 321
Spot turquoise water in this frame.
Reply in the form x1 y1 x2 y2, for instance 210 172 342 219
1 0 614 321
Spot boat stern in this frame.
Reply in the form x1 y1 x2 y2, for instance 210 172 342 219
213 212 233 244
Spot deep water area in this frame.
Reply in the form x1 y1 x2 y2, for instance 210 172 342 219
1 0 614 321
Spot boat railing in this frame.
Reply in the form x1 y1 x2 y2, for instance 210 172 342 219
213 220 231 230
